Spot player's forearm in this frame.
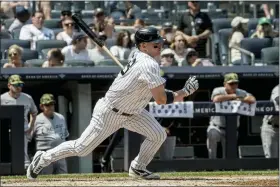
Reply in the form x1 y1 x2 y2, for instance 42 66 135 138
242 96 256 104
198 29 211 40
29 114 37 128
173 90 187 102
212 94 236 102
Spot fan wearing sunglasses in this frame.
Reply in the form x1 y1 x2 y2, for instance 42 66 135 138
1 75 38 170
56 18 77 45
160 48 177 67
207 73 256 159
3 45 24 68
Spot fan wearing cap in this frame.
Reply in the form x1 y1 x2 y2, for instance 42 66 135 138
31 94 69 175
8 5 31 33
207 73 256 159
160 22 174 48
61 33 90 61
251 17 278 39
160 49 177 67
0 75 38 169
229 16 249 65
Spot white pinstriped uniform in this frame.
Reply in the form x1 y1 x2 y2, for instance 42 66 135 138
38 50 167 170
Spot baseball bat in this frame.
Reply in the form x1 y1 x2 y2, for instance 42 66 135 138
71 14 124 69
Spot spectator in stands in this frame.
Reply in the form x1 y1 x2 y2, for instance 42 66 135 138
228 16 249 66
37 1 51 20
56 18 77 45
62 33 90 61
59 10 72 28
0 75 38 170
251 17 278 39
160 22 174 48
19 11 55 50
185 48 214 67
3 45 24 68
125 1 141 19
261 84 279 158
88 8 106 28
42 48 65 67
130 18 145 43
177 1 213 58
170 33 189 66
32 94 69 174
0 1 29 19
8 6 31 33
110 30 132 60
207 73 256 159
89 35 110 65
160 48 177 67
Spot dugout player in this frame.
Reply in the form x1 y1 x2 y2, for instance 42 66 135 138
261 85 279 158
27 27 199 180
32 94 69 174
0 75 38 169
207 73 256 159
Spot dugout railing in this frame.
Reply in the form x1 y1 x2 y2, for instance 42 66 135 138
0 66 278 174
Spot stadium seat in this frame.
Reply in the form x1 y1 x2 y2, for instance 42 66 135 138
0 59 8 67
25 59 46 67
240 38 273 65
43 19 61 29
0 31 12 39
247 18 259 35
273 37 279 47
218 28 232 65
1 39 31 58
211 18 232 63
238 145 264 158
97 59 118 66
261 46 279 65
36 40 67 57
64 60 95 67
51 10 61 19
4 18 14 29
273 18 279 31
12 28 22 39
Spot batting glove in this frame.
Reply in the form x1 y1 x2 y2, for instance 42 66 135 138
182 76 199 96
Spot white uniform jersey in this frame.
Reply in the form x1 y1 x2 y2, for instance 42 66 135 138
1 92 38 131
105 50 166 114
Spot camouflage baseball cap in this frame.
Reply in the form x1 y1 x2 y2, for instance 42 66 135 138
8 74 24 84
40 94 56 105
224 73 239 83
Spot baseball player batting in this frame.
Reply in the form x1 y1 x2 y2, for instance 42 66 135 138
27 27 199 180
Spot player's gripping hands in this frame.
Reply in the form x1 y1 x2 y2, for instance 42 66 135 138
182 76 199 96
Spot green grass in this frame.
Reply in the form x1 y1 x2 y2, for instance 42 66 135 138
2 170 278 180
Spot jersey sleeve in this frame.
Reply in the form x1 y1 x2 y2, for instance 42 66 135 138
62 115 69 139
211 87 224 100
29 96 38 115
236 88 252 97
139 60 166 89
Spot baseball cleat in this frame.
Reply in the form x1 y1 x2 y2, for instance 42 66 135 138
129 166 160 180
26 151 45 180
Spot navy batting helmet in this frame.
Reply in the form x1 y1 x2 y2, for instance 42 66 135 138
134 27 164 46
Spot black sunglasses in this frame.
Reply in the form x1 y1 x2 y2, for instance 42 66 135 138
64 23 74 27
12 83 24 87
9 52 18 57
162 54 174 58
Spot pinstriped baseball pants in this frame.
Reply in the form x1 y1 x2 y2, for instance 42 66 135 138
40 97 167 170
261 123 279 158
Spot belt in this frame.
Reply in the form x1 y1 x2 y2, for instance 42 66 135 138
213 124 225 130
268 121 279 128
112 108 133 117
